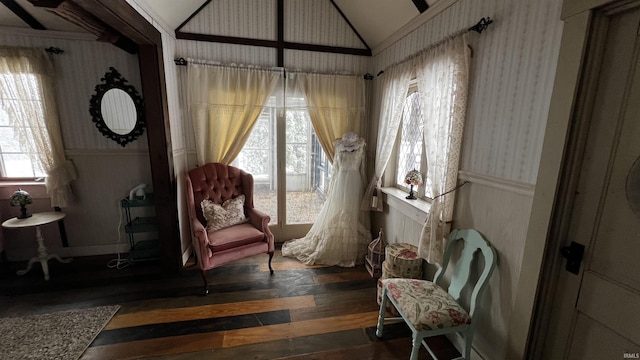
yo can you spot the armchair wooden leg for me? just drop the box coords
[268,251,274,275]
[200,269,209,295]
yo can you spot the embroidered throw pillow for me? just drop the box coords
[201,195,248,232]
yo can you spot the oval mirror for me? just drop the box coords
[101,88,136,135]
[89,67,145,147]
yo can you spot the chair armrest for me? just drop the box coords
[246,207,269,230]
[191,218,207,241]
[246,207,275,252]
[190,217,211,269]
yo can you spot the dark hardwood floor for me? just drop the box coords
[0,248,459,359]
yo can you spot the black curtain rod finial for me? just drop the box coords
[45,47,64,54]
[363,73,373,80]
[469,17,493,34]
[174,57,188,66]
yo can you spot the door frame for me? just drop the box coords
[73,0,182,271]
[519,0,639,358]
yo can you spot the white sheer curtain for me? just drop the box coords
[0,47,77,207]
[361,61,413,211]
[289,72,365,163]
[415,32,471,265]
[187,64,281,164]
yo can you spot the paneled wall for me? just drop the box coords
[0,29,153,260]
[370,0,564,359]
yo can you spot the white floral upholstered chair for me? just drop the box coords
[185,163,275,295]
[376,229,497,360]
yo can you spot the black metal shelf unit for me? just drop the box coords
[120,193,159,260]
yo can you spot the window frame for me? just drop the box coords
[392,80,428,199]
[0,69,48,181]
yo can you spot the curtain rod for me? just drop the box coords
[468,17,493,34]
[45,47,64,54]
[173,57,375,80]
[376,16,493,77]
[173,58,285,74]
[169,17,494,79]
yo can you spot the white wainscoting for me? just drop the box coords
[452,173,534,360]
[1,150,154,261]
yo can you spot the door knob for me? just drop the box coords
[560,241,584,275]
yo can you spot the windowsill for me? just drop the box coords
[0,181,48,198]
[380,187,431,223]
[0,180,45,186]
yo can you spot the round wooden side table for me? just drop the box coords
[2,211,72,280]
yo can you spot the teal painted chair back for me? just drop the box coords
[433,229,497,319]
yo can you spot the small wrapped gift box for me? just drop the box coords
[377,242,423,314]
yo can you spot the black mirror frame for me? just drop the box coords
[89,67,145,147]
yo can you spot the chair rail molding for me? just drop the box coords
[458,171,535,197]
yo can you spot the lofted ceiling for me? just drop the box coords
[0,0,442,51]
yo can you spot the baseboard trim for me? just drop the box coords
[6,243,130,261]
[181,244,193,266]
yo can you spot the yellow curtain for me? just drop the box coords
[188,64,281,165]
[290,73,365,163]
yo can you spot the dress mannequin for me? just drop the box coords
[282,132,370,267]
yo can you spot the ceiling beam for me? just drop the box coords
[27,0,138,53]
[329,0,370,51]
[175,0,211,32]
[174,0,372,63]
[277,0,284,67]
[411,0,429,13]
[176,31,371,57]
[0,0,46,30]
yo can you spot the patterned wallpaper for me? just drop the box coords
[0,31,144,150]
[172,0,564,185]
[284,0,365,48]
[373,0,564,185]
[181,0,277,40]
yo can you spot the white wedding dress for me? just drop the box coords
[282,143,370,267]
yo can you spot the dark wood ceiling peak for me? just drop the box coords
[1,0,46,30]
[174,0,372,66]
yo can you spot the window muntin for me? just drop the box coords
[234,95,328,226]
[395,89,425,193]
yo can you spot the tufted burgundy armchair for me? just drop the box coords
[186,163,274,295]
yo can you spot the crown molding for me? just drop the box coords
[0,25,96,40]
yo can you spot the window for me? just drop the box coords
[395,85,425,196]
[0,72,47,179]
[234,95,329,229]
